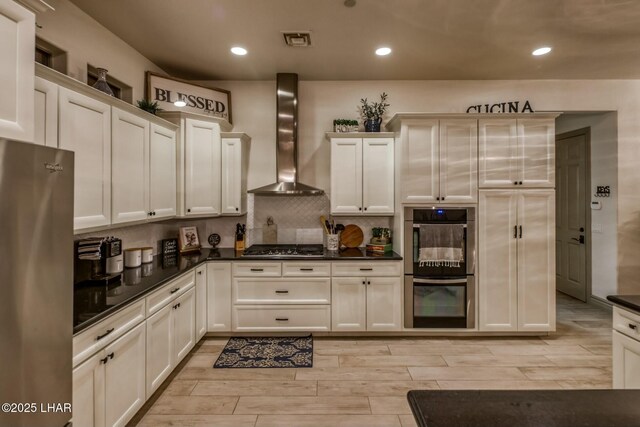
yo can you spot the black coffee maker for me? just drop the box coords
[74,237,123,285]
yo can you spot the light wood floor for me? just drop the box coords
[133,293,612,427]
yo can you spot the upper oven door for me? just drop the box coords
[404,207,475,277]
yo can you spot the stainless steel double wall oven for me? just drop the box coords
[404,207,476,328]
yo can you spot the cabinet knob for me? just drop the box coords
[436,197,440,201]
[235,207,239,211]
[630,323,638,330]
[364,207,368,211]
[358,207,362,211]
[441,197,445,201]
[187,208,191,213]
[519,181,523,185]
[153,211,156,216]
[514,181,518,185]
[362,280,366,285]
[198,271,202,275]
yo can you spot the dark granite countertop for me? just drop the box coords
[407,390,640,427]
[74,247,402,334]
[607,295,640,314]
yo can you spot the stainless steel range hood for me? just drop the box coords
[248,73,324,196]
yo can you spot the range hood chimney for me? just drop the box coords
[248,73,324,196]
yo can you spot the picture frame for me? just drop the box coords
[178,226,201,253]
[146,71,232,125]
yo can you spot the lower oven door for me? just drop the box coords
[404,276,475,329]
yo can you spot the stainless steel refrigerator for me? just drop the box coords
[0,139,73,427]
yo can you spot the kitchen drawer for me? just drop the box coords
[233,278,331,304]
[233,262,282,277]
[73,299,145,367]
[146,271,195,316]
[232,305,331,331]
[331,261,402,277]
[613,306,640,340]
[282,262,331,277]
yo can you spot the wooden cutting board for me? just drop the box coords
[340,224,364,248]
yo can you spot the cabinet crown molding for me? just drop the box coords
[386,112,562,132]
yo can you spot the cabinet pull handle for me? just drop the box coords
[300,268,314,271]
[275,317,289,321]
[514,225,517,239]
[170,287,180,294]
[96,328,114,341]
[108,352,114,360]
[519,225,523,239]
[100,355,109,364]
[250,268,264,272]
[359,268,373,271]
[630,323,638,330]
[198,271,202,275]
[275,290,289,294]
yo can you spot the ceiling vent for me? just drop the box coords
[282,32,312,47]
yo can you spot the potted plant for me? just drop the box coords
[358,92,389,132]
[136,99,162,115]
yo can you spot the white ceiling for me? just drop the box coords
[69,0,640,80]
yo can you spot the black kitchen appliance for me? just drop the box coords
[242,244,324,258]
[404,207,476,328]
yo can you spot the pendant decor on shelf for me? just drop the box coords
[92,68,115,96]
[358,92,389,132]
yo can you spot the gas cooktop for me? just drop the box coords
[241,244,325,258]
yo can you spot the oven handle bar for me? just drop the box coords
[412,277,469,285]
[412,224,467,228]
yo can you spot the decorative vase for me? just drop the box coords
[92,68,114,96]
[364,118,382,132]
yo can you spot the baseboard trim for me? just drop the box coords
[589,295,613,312]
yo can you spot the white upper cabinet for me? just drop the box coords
[439,119,478,202]
[0,0,34,141]
[111,107,150,225]
[479,118,555,188]
[221,133,249,215]
[400,119,477,203]
[59,87,112,231]
[329,133,394,215]
[184,118,222,216]
[330,137,363,214]
[149,123,177,219]
[33,76,58,147]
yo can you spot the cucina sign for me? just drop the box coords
[466,100,534,114]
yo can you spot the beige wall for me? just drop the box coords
[206,79,640,295]
[34,0,165,101]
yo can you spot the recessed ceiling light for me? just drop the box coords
[174,99,187,107]
[376,47,392,56]
[231,46,248,56]
[532,46,552,56]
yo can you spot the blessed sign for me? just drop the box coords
[146,72,232,124]
[466,100,534,114]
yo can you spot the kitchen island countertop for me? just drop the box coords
[74,248,402,334]
[607,295,640,314]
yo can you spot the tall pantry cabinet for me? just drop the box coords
[477,116,557,332]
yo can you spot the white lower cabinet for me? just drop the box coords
[195,265,207,339]
[332,276,402,331]
[145,286,196,395]
[72,322,146,427]
[207,262,232,331]
[613,330,640,389]
[233,305,331,331]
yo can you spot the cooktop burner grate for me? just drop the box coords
[242,244,324,258]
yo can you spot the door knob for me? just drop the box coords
[571,236,585,244]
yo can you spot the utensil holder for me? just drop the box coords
[327,233,340,251]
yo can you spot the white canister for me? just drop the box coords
[141,247,153,264]
[124,248,142,268]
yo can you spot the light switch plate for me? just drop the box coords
[592,223,602,233]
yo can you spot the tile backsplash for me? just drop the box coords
[76,194,394,252]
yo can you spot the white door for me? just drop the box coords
[59,87,112,230]
[145,304,173,396]
[555,131,588,301]
[401,121,440,203]
[111,107,150,224]
[478,190,518,331]
[366,277,402,331]
[331,277,366,331]
[221,137,242,214]
[517,190,556,331]
[34,77,58,147]
[184,119,221,216]
[478,119,518,188]
[362,138,394,214]
[207,262,232,331]
[613,330,640,389]
[0,0,34,141]
[439,119,478,202]
[518,119,555,187]
[173,287,196,363]
[149,123,177,219]
[72,352,105,427]
[195,265,207,340]
[330,138,363,214]
[104,322,146,427]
